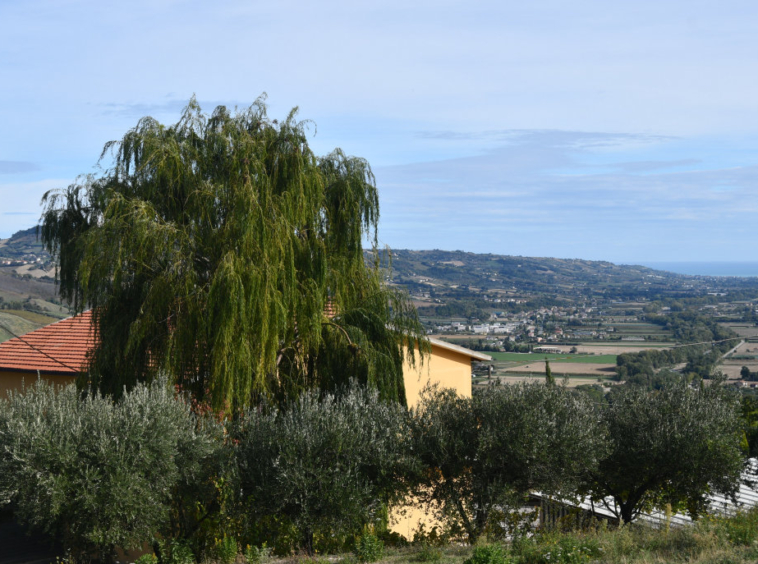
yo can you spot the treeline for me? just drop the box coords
[615,312,739,383]
[0,296,52,312]
[0,379,745,562]
[419,298,490,321]
[463,339,532,353]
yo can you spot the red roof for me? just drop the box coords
[0,311,96,375]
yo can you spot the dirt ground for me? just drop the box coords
[485,373,618,389]
[533,344,671,355]
[12,264,55,279]
[719,364,751,379]
[720,341,758,380]
[719,323,758,339]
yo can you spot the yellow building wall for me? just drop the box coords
[402,343,473,409]
[391,343,475,539]
[0,370,76,399]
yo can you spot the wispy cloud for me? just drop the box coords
[609,159,702,173]
[376,131,758,262]
[98,97,250,118]
[0,161,40,174]
[415,129,674,149]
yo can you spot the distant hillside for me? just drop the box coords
[0,227,67,342]
[2,225,758,342]
[379,249,758,302]
[0,226,50,262]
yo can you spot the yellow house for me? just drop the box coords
[403,336,491,408]
[392,337,491,539]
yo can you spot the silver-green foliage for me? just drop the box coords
[236,384,411,554]
[0,379,222,559]
[587,381,744,524]
[412,383,605,543]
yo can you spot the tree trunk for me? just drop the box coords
[619,501,635,524]
[302,529,315,556]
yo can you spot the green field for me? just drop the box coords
[576,341,672,348]
[0,309,62,343]
[612,322,669,336]
[0,311,39,342]
[489,352,617,364]
[3,308,62,325]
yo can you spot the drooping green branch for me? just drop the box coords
[41,95,428,409]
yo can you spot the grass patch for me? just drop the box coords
[489,352,617,365]
[3,308,61,325]
[370,510,758,563]
[0,311,38,342]
[178,510,758,563]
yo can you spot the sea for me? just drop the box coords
[639,262,758,278]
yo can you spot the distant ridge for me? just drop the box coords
[376,249,758,301]
[2,227,757,318]
[641,261,758,278]
[0,226,49,262]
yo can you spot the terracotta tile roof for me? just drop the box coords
[0,311,96,375]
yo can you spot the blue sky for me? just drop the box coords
[2,0,758,264]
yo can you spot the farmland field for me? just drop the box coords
[3,309,62,325]
[0,309,62,343]
[0,311,38,342]
[574,343,671,351]
[479,369,618,389]
[500,362,616,377]
[719,323,758,339]
[489,351,617,364]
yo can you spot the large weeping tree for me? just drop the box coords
[41,96,427,409]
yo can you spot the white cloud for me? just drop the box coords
[375,132,758,262]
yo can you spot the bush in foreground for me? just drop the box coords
[236,384,412,555]
[411,383,605,543]
[0,379,223,561]
[585,382,744,524]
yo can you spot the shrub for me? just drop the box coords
[720,509,758,546]
[412,543,443,562]
[214,535,239,564]
[244,543,272,564]
[463,544,511,564]
[135,554,159,564]
[0,379,223,560]
[354,531,384,563]
[513,534,601,564]
[411,384,604,543]
[159,538,195,564]
[236,384,411,554]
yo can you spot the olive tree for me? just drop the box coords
[236,384,412,554]
[411,383,604,543]
[585,382,744,524]
[40,96,426,409]
[0,379,223,560]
